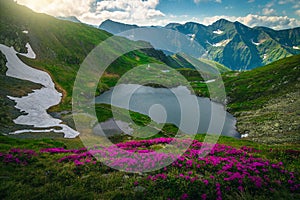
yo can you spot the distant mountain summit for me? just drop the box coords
[100,19,139,35]
[99,19,300,70]
[56,16,81,23]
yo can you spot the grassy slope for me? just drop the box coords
[0,134,299,199]
[0,1,106,111]
[0,0,232,137]
[0,2,299,198]
[224,55,299,111]
[0,1,298,140]
[0,1,165,112]
[180,55,300,143]
[199,58,230,73]
[223,55,300,144]
[0,1,227,108]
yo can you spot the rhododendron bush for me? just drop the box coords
[1,138,299,199]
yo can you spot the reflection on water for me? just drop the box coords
[96,84,240,138]
[93,119,134,137]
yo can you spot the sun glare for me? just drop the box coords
[16,0,50,14]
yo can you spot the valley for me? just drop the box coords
[0,0,300,199]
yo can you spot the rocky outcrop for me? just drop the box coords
[236,90,300,144]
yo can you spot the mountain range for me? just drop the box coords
[56,16,82,23]
[100,19,300,70]
[0,0,228,133]
[1,1,300,199]
[0,0,299,144]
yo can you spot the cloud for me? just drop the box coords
[278,0,300,8]
[236,14,300,29]
[16,0,300,29]
[194,0,222,4]
[93,0,165,23]
[295,10,300,17]
[16,0,165,26]
[225,6,233,10]
[197,14,300,30]
[199,15,236,25]
[293,4,300,9]
[278,0,297,5]
[262,8,276,15]
[16,0,94,17]
[265,1,274,8]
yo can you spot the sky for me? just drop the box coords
[16,0,300,29]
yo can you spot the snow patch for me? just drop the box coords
[0,44,79,138]
[212,39,231,47]
[187,34,196,41]
[251,39,261,46]
[206,40,213,46]
[12,126,75,135]
[263,54,267,60]
[19,43,36,59]
[161,70,170,73]
[293,46,300,50]
[205,79,216,84]
[213,29,223,35]
[22,30,29,34]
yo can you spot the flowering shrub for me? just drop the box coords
[0,148,37,165]
[40,147,87,154]
[1,138,299,199]
[48,138,300,198]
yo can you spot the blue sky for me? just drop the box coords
[17,0,300,29]
[157,0,299,19]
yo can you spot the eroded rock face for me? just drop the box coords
[236,90,300,144]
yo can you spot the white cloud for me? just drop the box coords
[278,0,297,5]
[262,8,276,15]
[248,0,255,3]
[16,0,300,29]
[295,10,300,17]
[225,6,233,10]
[199,15,237,25]
[16,0,94,17]
[236,14,300,29]
[16,0,165,26]
[195,14,300,30]
[194,0,222,4]
[293,4,300,9]
[94,0,165,23]
[278,0,300,9]
[265,1,274,8]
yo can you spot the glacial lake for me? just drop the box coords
[96,84,240,138]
